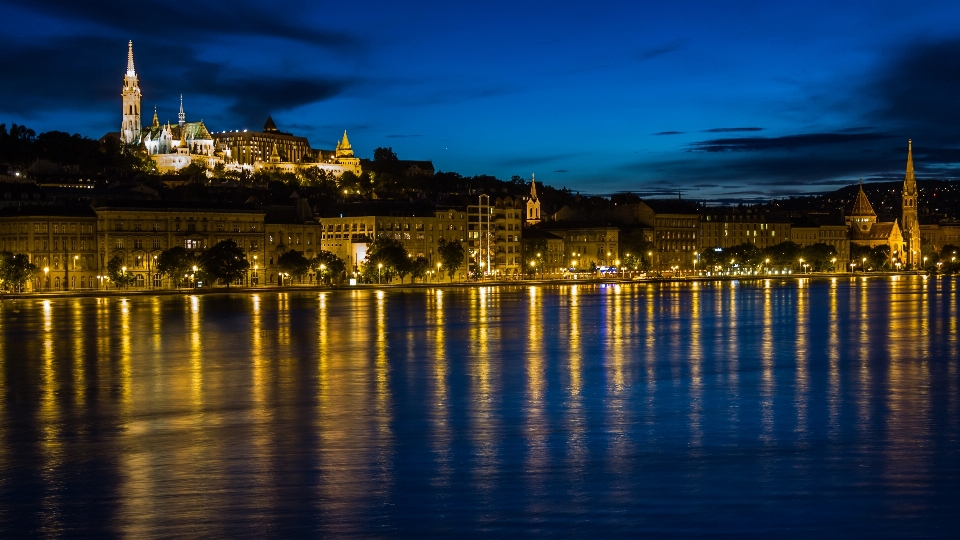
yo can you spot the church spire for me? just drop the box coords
[178,95,185,127]
[905,139,916,191]
[151,106,159,128]
[901,139,921,267]
[126,40,136,76]
[530,173,538,199]
[121,40,142,145]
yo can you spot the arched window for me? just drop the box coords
[54,277,60,290]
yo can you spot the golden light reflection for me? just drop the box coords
[39,300,64,534]
[72,299,86,407]
[428,288,451,487]
[760,284,774,445]
[794,279,809,446]
[188,296,203,410]
[827,280,841,438]
[469,286,498,496]
[689,283,702,451]
[120,299,132,407]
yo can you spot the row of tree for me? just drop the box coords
[357,237,465,284]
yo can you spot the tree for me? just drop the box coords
[277,249,312,283]
[106,256,135,289]
[523,238,547,276]
[410,256,430,283]
[0,251,37,292]
[156,246,196,287]
[801,243,838,271]
[437,237,465,280]
[362,236,409,283]
[198,240,250,287]
[619,231,655,271]
[763,241,802,270]
[314,250,346,284]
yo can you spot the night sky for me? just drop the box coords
[2,0,960,199]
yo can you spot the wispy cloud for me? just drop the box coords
[636,39,688,61]
[702,127,764,133]
[654,131,684,135]
[688,132,892,152]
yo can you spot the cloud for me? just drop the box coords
[553,169,568,173]
[702,127,764,133]
[0,35,356,127]
[688,131,893,152]
[654,131,684,135]
[5,0,358,51]
[636,39,688,61]
[867,37,960,145]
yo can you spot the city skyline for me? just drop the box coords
[2,1,960,199]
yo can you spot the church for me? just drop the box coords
[846,140,922,267]
[118,41,358,176]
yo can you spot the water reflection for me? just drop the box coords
[0,277,958,538]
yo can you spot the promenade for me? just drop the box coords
[0,271,937,301]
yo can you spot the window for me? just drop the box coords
[134,223,142,231]
[152,223,160,232]
[53,239,59,250]
[53,225,59,233]
[153,239,161,249]
[71,224,76,233]
[115,238,124,249]
[71,239,76,250]
[269,235,274,245]
[233,224,240,233]
[185,239,200,249]
[217,223,224,232]
[134,239,143,249]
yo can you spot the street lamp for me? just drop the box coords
[43,267,49,290]
[378,262,383,284]
[862,257,867,272]
[437,262,442,283]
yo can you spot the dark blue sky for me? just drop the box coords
[2,0,960,199]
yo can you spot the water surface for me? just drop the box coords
[1,277,958,538]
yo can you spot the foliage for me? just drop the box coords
[437,238,465,280]
[763,241,802,269]
[314,250,346,284]
[800,243,838,271]
[106,256,136,289]
[523,238,548,276]
[410,256,430,283]
[619,232,655,270]
[277,249,312,283]
[0,251,37,292]
[156,246,196,287]
[362,236,410,283]
[197,240,249,287]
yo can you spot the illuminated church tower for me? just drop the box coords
[120,40,142,144]
[902,140,921,267]
[526,173,541,225]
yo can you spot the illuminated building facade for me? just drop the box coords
[94,205,266,288]
[120,41,141,145]
[0,207,99,291]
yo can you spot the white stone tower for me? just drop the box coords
[121,40,142,144]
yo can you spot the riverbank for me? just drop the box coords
[0,271,946,301]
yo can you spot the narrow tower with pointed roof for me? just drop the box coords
[902,140,921,267]
[121,40,142,144]
[846,179,878,232]
[526,173,541,225]
[178,95,186,128]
